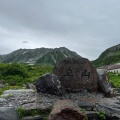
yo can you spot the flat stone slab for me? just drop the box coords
[0,107,19,120]
[78,100,95,111]
[2,89,35,96]
[85,111,99,120]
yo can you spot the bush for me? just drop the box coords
[0,63,54,87]
[0,63,28,78]
[98,111,106,120]
[16,108,50,120]
[109,72,120,88]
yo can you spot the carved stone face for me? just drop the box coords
[53,58,99,92]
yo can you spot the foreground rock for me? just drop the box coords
[35,73,64,95]
[22,115,46,120]
[0,107,19,120]
[0,89,120,119]
[1,89,35,97]
[54,58,99,92]
[49,99,86,120]
[79,97,120,119]
[96,97,120,119]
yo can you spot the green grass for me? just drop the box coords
[98,111,106,120]
[0,63,53,85]
[16,107,51,120]
[0,63,54,95]
[0,63,120,96]
[109,72,120,88]
[16,107,26,119]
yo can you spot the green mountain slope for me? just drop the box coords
[0,47,81,65]
[92,44,120,67]
[0,48,51,64]
[36,48,80,65]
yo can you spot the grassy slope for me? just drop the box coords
[92,54,120,67]
[109,72,120,88]
[36,50,80,65]
[92,45,120,67]
[0,63,120,95]
[0,64,53,95]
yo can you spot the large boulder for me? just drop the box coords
[97,69,114,96]
[53,58,99,92]
[49,99,86,120]
[98,80,113,96]
[97,69,109,82]
[35,73,64,95]
[0,107,19,120]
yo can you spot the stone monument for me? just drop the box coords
[53,58,99,92]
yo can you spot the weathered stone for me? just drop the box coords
[98,80,113,96]
[22,102,52,111]
[89,97,120,119]
[22,115,44,120]
[25,84,36,91]
[2,89,35,96]
[0,84,5,88]
[78,100,95,111]
[53,58,99,92]
[97,69,109,82]
[85,111,99,120]
[97,69,114,96]
[35,73,64,95]
[106,116,120,120]
[49,99,86,120]
[117,88,120,93]
[0,107,19,120]
[0,87,120,119]
[0,98,7,102]
[96,104,120,119]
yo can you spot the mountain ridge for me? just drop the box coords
[0,47,81,65]
[92,44,120,67]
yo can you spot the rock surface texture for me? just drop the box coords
[0,89,120,119]
[0,107,19,120]
[97,69,114,96]
[49,99,86,120]
[53,58,99,92]
[35,73,64,95]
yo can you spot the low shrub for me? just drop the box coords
[109,72,120,88]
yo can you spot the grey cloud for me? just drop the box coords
[0,0,120,60]
[22,41,29,44]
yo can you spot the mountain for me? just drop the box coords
[0,47,81,65]
[36,47,79,65]
[92,44,120,67]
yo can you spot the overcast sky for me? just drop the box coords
[0,0,120,60]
